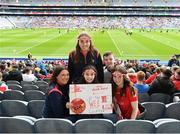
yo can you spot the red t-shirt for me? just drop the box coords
[172,75,180,90]
[115,87,140,119]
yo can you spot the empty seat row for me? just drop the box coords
[142,102,180,121]
[6,80,49,86]
[0,90,45,101]
[0,118,180,133]
[0,100,180,121]
[0,100,45,118]
[7,84,48,93]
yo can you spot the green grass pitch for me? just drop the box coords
[0,28,179,60]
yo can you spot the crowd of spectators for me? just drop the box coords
[1,16,180,29]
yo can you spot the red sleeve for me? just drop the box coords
[127,87,138,102]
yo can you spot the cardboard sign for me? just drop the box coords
[69,84,112,114]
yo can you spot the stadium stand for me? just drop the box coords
[0,0,180,133]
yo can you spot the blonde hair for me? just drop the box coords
[137,71,145,81]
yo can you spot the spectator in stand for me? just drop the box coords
[0,63,9,82]
[103,51,115,83]
[171,68,180,91]
[148,67,176,95]
[6,64,22,82]
[22,67,37,82]
[127,68,137,84]
[145,67,161,85]
[111,65,140,119]
[168,55,180,67]
[43,65,75,122]
[171,65,179,75]
[72,65,103,119]
[46,69,53,79]
[68,32,104,83]
[134,71,149,93]
[0,72,9,93]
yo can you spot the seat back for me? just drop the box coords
[4,90,24,101]
[7,84,22,91]
[6,80,20,85]
[150,93,171,104]
[142,102,166,121]
[75,119,114,133]
[156,121,180,133]
[165,102,180,120]
[24,90,45,101]
[115,120,156,133]
[34,118,73,133]
[1,100,29,116]
[138,93,150,103]
[28,100,45,118]
[0,117,34,133]
[22,84,39,92]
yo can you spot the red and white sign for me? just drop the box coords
[69,84,112,114]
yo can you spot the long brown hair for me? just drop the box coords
[111,65,135,97]
[73,33,95,63]
[50,65,68,84]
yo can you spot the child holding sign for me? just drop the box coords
[70,65,104,119]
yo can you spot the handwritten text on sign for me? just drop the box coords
[69,84,112,114]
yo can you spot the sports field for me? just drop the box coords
[0,28,179,60]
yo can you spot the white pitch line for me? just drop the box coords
[107,31,122,56]
[16,31,67,54]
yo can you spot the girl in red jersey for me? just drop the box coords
[111,65,140,119]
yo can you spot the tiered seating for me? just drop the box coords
[0,100,44,118]
[0,117,179,133]
[6,80,48,94]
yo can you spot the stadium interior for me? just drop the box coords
[0,0,180,133]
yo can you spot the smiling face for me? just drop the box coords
[78,35,91,52]
[103,54,115,67]
[56,69,69,85]
[112,71,123,87]
[83,69,96,83]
